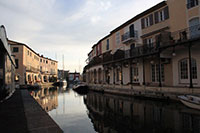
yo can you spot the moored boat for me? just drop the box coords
[53,79,67,87]
[178,95,200,110]
[73,82,88,94]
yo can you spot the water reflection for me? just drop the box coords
[30,87,58,112]
[84,92,200,133]
[30,86,97,133]
[30,87,200,133]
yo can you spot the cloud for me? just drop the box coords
[0,0,163,72]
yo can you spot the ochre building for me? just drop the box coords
[84,0,200,89]
[9,40,58,85]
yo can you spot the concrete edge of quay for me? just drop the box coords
[87,85,200,102]
[20,89,63,133]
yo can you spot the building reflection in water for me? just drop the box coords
[84,92,200,133]
[30,87,58,112]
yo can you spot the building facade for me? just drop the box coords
[84,0,200,89]
[0,26,15,101]
[9,40,58,85]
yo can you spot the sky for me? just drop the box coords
[0,0,163,73]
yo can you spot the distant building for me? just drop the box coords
[9,40,58,85]
[68,72,80,84]
[58,70,69,81]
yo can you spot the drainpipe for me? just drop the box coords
[158,52,162,87]
[188,43,193,88]
[121,63,123,85]
[129,60,132,85]
[142,58,146,85]
[113,64,115,84]
[102,68,105,84]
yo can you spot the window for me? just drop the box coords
[15,59,19,69]
[116,32,120,45]
[141,14,153,29]
[180,59,188,79]
[189,17,200,38]
[132,66,139,82]
[151,64,164,82]
[106,39,109,50]
[40,59,42,62]
[159,10,164,22]
[187,0,198,9]
[13,47,19,53]
[143,38,153,48]
[147,38,153,47]
[117,68,122,82]
[179,58,197,80]
[46,60,48,64]
[30,52,32,57]
[155,7,169,24]
[27,50,29,55]
[191,59,197,79]
[145,17,150,27]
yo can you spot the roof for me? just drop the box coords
[8,39,58,62]
[110,1,167,34]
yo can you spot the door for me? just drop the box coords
[129,24,135,37]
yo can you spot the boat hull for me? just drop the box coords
[179,95,200,110]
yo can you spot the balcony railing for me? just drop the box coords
[121,31,138,44]
[187,0,198,9]
[86,24,200,68]
[171,24,200,44]
[26,66,40,73]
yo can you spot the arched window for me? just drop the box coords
[189,17,200,38]
[191,59,197,79]
[179,58,197,81]
[180,59,188,79]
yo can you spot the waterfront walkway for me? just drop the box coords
[0,90,63,133]
[88,84,200,101]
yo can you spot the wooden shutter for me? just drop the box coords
[141,18,145,29]
[164,6,169,20]
[154,11,159,24]
[149,14,153,26]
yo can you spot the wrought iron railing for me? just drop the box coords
[171,24,200,43]
[86,24,200,68]
[121,31,138,42]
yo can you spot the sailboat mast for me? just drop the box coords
[62,55,64,80]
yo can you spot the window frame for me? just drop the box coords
[13,47,19,53]
[151,64,164,82]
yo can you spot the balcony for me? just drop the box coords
[171,24,200,44]
[86,24,200,68]
[121,31,138,44]
[129,43,158,58]
[26,66,40,73]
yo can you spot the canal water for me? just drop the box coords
[30,86,200,133]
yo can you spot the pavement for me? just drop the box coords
[0,90,63,133]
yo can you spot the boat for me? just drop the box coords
[178,95,200,110]
[73,82,88,94]
[53,79,67,87]
[0,25,16,102]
